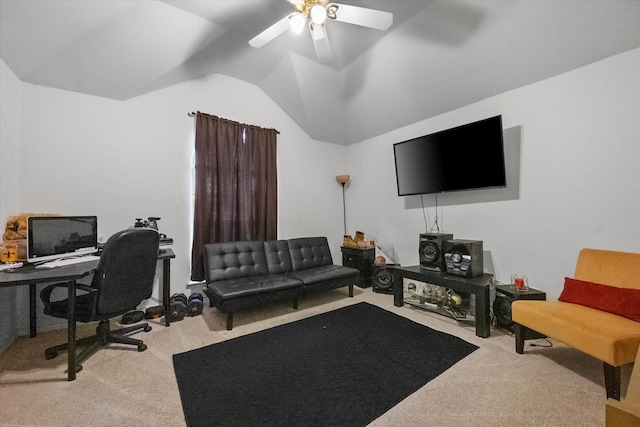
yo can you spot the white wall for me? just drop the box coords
[347,48,640,299]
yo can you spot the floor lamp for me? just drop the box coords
[336,175,350,235]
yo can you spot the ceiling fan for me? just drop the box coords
[249,0,393,63]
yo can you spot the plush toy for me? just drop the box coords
[3,213,59,241]
[3,215,27,241]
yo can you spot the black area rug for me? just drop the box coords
[173,302,478,427]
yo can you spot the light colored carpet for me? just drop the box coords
[0,288,631,427]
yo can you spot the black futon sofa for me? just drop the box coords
[202,237,359,329]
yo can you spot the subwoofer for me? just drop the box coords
[419,233,453,271]
[494,285,546,338]
[444,239,483,277]
[372,264,399,294]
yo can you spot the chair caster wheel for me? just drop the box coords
[144,325,152,332]
[138,343,147,352]
[45,351,58,360]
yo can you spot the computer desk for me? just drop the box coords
[0,248,175,381]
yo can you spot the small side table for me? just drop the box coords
[341,246,374,288]
[494,284,546,339]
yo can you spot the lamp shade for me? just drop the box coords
[336,175,350,185]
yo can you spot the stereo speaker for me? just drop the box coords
[372,264,399,294]
[419,233,453,271]
[444,239,483,277]
[494,285,546,338]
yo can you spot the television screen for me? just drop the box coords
[27,216,98,263]
[393,115,506,196]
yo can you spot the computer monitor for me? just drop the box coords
[27,216,98,263]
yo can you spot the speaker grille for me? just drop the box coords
[444,239,483,277]
[372,264,399,294]
[494,295,513,330]
[419,233,453,271]
[493,285,547,338]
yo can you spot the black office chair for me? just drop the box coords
[40,228,160,368]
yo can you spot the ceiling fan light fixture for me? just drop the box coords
[289,13,306,34]
[310,4,327,24]
[250,0,392,64]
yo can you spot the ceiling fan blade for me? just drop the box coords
[328,3,393,31]
[249,14,295,48]
[310,23,333,63]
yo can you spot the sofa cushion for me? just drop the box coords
[289,265,359,293]
[558,277,640,322]
[512,299,640,366]
[287,237,333,271]
[203,241,268,281]
[206,275,302,300]
[263,240,293,274]
[205,274,304,313]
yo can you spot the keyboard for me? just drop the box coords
[35,255,100,269]
[0,262,23,272]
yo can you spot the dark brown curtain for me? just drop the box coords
[190,112,278,281]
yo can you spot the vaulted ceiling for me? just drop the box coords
[1,0,639,145]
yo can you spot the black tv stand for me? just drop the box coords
[392,265,493,338]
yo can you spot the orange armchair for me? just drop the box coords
[512,248,640,400]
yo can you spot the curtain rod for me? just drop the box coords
[187,111,279,134]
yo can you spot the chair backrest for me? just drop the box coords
[575,248,640,290]
[91,228,160,315]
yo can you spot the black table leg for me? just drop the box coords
[604,362,621,400]
[67,279,77,381]
[393,269,403,307]
[29,283,37,337]
[475,285,490,338]
[163,258,171,327]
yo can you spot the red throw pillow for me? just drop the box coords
[558,277,640,322]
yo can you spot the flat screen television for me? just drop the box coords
[27,216,98,263]
[393,115,506,196]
